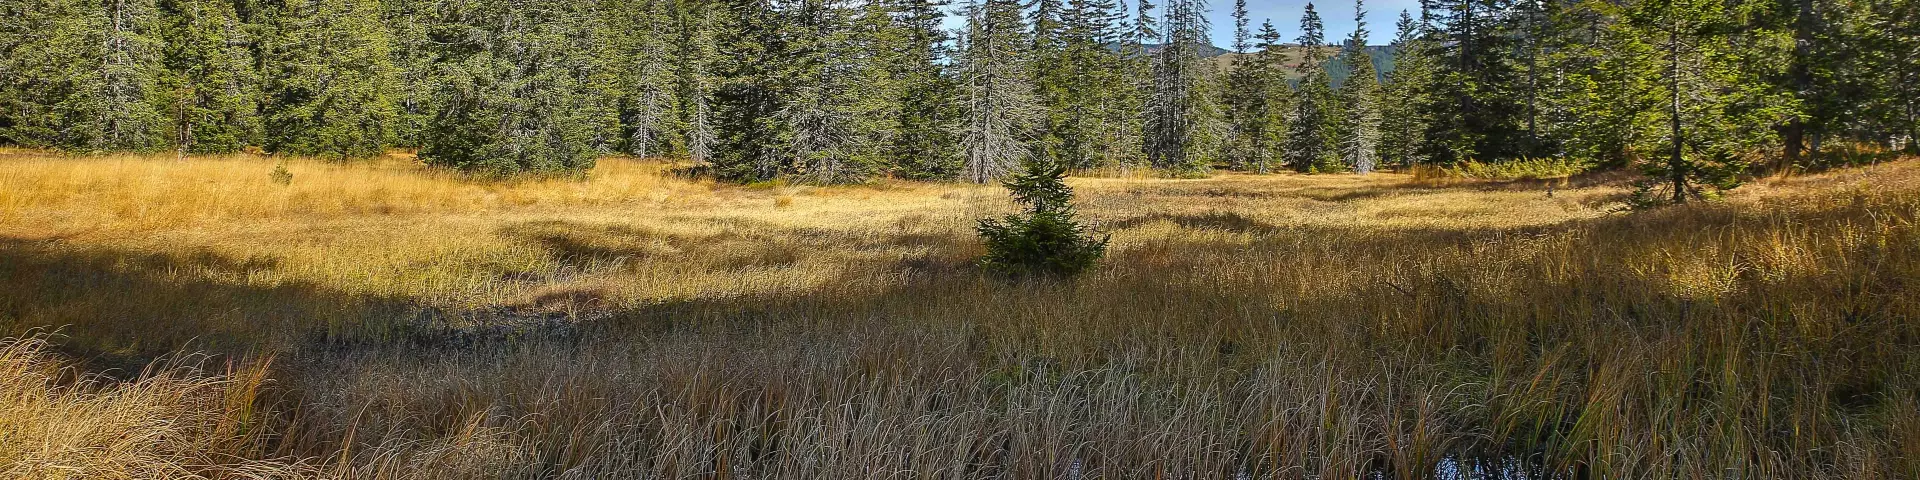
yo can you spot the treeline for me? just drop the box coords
[1,0,1915,195]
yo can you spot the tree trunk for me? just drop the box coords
[1781,0,1816,168]
[1524,4,1539,149]
[1669,26,1686,205]
[1781,118,1803,168]
[1908,106,1919,154]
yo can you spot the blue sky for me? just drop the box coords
[1211,0,1422,47]
[941,0,1422,48]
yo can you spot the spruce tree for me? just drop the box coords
[99,0,169,151]
[1537,0,1662,168]
[1029,0,1074,168]
[887,0,963,178]
[1626,0,1794,204]
[416,0,621,175]
[1282,3,1339,172]
[1889,0,1920,153]
[674,0,722,164]
[0,0,86,147]
[259,0,397,159]
[158,0,261,154]
[1336,0,1381,173]
[1230,0,1249,52]
[1129,0,1158,48]
[383,0,433,148]
[1036,0,1131,170]
[1514,0,1553,152]
[1114,0,1157,168]
[709,0,793,182]
[1254,20,1292,170]
[779,0,894,184]
[957,0,1041,183]
[1786,0,1920,159]
[609,0,684,159]
[1141,0,1214,174]
[1221,16,1284,172]
[1219,0,1252,169]
[975,158,1109,277]
[1773,0,1832,164]
[1379,9,1434,168]
[0,0,165,151]
[1420,0,1529,163]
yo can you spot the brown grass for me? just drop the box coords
[3,149,1919,478]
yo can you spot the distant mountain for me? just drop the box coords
[1210,44,1400,88]
[1105,42,1401,88]
[1106,42,1234,58]
[1141,42,1234,57]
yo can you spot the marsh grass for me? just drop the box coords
[3,150,1918,478]
[0,335,315,479]
[1411,158,1595,184]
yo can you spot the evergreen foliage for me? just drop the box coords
[1420,0,1532,163]
[1064,0,1136,170]
[957,0,1040,183]
[0,0,1911,185]
[708,0,791,182]
[1378,9,1433,168]
[259,0,397,160]
[1894,0,1920,153]
[1537,0,1663,168]
[0,0,166,151]
[975,158,1109,277]
[888,0,963,178]
[414,0,618,175]
[1219,6,1283,172]
[1141,0,1215,174]
[1335,0,1381,173]
[673,0,722,164]
[384,0,434,148]
[1029,0,1131,171]
[1281,3,1339,172]
[779,0,892,184]
[159,0,260,154]
[608,0,683,159]
[1628,0,1794,204]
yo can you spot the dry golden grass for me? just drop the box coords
[0,336,313,479]
[4,149,1919,478]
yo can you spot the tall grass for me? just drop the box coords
[1411,157,1594,184]
[0,335,313,479]
[3,150,1919,477]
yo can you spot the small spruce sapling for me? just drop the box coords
[976,159,1109,277]
[269,159,294,186]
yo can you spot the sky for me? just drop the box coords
[940,0,1424,48]
[1211,0,1424,47]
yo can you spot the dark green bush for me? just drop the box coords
[976,160,1109,277]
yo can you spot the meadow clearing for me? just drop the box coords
[2,151,1918,478]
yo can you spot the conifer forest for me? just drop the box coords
[3,0,1920,477]
[7,0,1913,186]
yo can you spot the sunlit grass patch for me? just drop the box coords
[3,150,1919,477]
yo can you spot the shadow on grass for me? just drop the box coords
[1413,169,1641,192]
[3,191,1913,478]
[0,237,421,372]
[1104,211,1281,233]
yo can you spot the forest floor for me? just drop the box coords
[4,151,1918,478]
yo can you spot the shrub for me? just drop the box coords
[976,160,1109,277]
[269,160,293,186]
